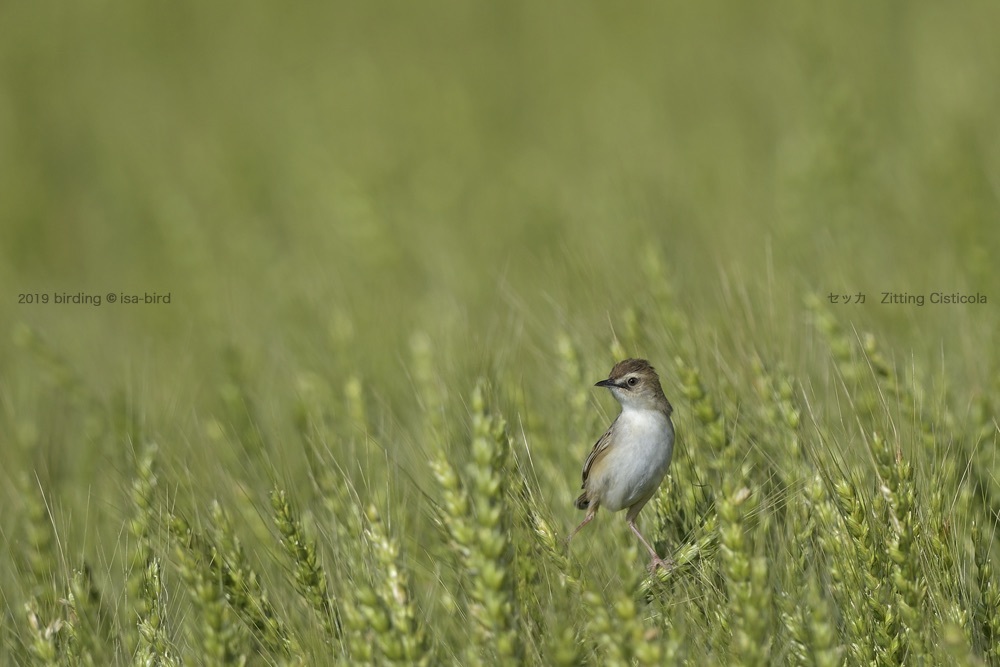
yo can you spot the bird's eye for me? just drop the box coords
[627,377,639,387]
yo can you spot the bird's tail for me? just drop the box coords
[574,492,590,510]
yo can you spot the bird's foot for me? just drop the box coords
[648,556,675,573]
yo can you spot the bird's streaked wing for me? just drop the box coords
[581,416,618,485]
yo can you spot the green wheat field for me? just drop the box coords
[2,2,999,665]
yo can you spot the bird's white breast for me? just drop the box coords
[593,407,674,512]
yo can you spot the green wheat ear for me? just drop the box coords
[410,330,447,440]
[871,431,927,658]
[358,503,430,664]
[24,597,64,666]
[719,484,771,666]
[675,356,729,466]
[125,444,159,656]
[269,488,341,642]
[583,559,663,667]
[168,512,248,664]
[134,558,179,667]
[209,500,299,658]
[430,381,522,667]
[65,563,114,666]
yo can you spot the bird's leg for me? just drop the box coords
[627,517,674,572]
[566,504,598,546]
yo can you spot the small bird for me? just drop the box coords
[567,358,675,571]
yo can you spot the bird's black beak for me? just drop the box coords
[594,378,616,388]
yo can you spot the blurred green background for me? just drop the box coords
[4,1,997,370]
[2,0,999,618]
